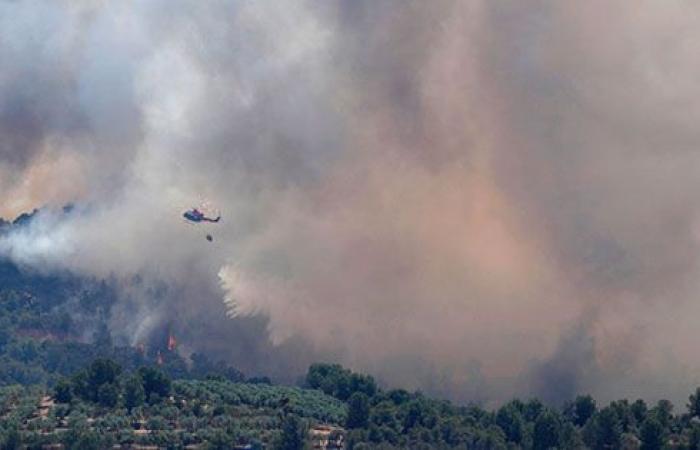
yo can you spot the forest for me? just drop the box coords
[1,218,700,449]
[3,357,700,449]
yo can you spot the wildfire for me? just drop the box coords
[168,333,177,352]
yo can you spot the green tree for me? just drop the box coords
[206,429,233,450]
[524,399,545,422]
[689,387,700,418]
[496,402,524,444]
[631,399,648,424]
[370,401,398,429]
[584,407,622,450]
[402,398,438,432]
[609,399,634,433]
[571,395,596,426]
[349,373,378,398]
[275,414,306,450]
[97,382,119,407]
[3,428,21,450]
[72,430,104,450]
[650,399,673,429]
[53,378,73,403]
[533,410,560,450]
[87,358,121,388]
[559,422,585,449]
[124,374,145,410]
[347,392,371,429]
[72,358,122,402]
[475,426,508,450]
[640,418,664,450]
[72,359,122,406]
[306,363,352,400]
[688,423,700,450]
[387,389,410,405]
[138,366,172,400]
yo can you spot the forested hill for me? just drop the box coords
[4,218,700,448]
[0,211,253,386]
[0,367,347,449]
[6,360,700,450]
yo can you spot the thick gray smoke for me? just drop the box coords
[2,0,700,406]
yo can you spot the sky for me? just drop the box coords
[2,0,700,406]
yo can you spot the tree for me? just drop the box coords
[54,378,73,403]
[305,363,376,401]
[533,410,561,450]
[609,399,634,433]
[387,389,411,405]
[524,399,545,422]
[71,370,91,401]
[689,387,700,418]
[71,359,122,403]
[248,376,271,385]
[640,418,664,450]
[275,414,306,450]
[496,402,524,444]
[621,433,642,450]
[71,430,104,450]
[138,366,172,400]
[124,374,145,410]
[572,395,596,426]
[650,399,673,429]
[475,426,508,450]
[370,400,399,430]
[207,429,234,450]
[3,428,21,450]
[88,359,121,387]
[559,422,585,449]
[306,363,341,390]
[349,373,378,398]
[347,392,371,429]
[631,399,648,424]
[584,407,622,450]
[688,424,700,450]
[97,382,119,408]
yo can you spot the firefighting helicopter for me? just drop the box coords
[183,208,220,223]
[183,207,220,242]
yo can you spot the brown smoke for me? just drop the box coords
[3,0,700,405]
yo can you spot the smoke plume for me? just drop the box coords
[2,0,700,406]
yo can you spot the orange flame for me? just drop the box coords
[167,333,177,352]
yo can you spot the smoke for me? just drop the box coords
[2,0,700,406]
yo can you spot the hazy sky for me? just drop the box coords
[2,0,700,406]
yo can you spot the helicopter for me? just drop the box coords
[183,208,220,242]
[183,208,220,223]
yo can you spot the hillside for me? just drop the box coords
[3,218,700,449]
[0,218,247,388]
[0,377,346,449]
